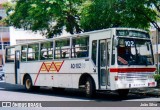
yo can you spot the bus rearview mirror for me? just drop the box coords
[114,38,118,47]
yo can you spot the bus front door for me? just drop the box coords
[98,39,110,89]
[15,50,20,84]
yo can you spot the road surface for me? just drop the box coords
[0,82,159,110]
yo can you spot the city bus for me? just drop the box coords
[5,28,157,97]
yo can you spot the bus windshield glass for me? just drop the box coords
[117,38,154,65]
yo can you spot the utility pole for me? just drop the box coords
[0,26,5,66]
[157,29,160,74]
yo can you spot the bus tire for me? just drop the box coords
[24,76,33,92]
[117,89,129,98]
[85,77,95,98]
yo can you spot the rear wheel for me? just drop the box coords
[117,89,129,98]
[24,76,33,91]
[85,77,95,98]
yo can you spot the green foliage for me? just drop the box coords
[3,0,82,38]
[80,0,158,32]
[2,0,160,38]
[154,74,160,81]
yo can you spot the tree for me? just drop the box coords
[2,0,160,38]
[80,0,159,32]
[147,0,160,31]
[3,0,82,38]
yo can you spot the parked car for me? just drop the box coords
[0,71,4,80]
[0,65,5,81]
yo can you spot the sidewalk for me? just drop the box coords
[130,86,160,97]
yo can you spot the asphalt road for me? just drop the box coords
[0,82,160,110]
[0,82,159,101]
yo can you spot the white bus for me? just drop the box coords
[5,28,157,97]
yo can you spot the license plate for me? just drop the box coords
[129,83,146,87]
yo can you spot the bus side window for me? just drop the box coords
[27,44,39,61]
[40,41,53,60]
[6,47,15,63]
[21,45,27,62]
[54,39,70,59]
[71,36,89,58]
[92,40,97,65]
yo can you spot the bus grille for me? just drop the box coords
[118,73,152,81]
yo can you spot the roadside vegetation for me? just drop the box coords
[1,0,160,38]
[154,72,160,87]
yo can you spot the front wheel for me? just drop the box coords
[117,89,129,98]
[85,77,95,98]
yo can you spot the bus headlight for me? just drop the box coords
[115,76,118,81]
[115,76,126,81]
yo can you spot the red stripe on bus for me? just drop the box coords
[110,68,156,73]
[34,62,45,85]
[57,60,64,72]
[34,61,65,85]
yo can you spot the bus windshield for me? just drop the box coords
[117,38,154,65]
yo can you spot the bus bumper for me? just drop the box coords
[115,81,157,89]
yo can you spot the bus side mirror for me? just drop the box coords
[146,43,150,51]
[114,38,118,47]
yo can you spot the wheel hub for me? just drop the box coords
[26,79,31,89]
[86,81,90,94]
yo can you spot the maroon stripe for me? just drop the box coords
[110,68,156,73]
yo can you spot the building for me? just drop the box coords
[150,24,160,66]
[10,27,45,45]
[0,0,45,67]
[0,0,10,65]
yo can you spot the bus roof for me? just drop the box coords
[6,27,148,48]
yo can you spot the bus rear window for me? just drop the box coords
[6,47,15,62]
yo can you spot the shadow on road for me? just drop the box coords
[0,82,154,101]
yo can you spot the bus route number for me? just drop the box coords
[125,41,134,47]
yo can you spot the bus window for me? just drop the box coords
[92,40,97,65]
[21,45,27,62]
[6,47,15,62]
[40,41,53,60]
[117,38,154,65]
[27,44,39,61]
[72,36,89,58]
[55,39,70,59]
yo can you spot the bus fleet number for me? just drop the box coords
[71,63,85,69]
